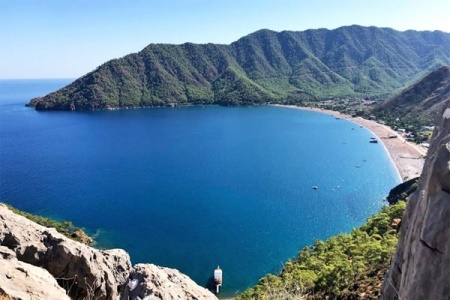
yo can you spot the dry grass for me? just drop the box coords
[0,293,12,300]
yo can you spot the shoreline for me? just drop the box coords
[274,105,425,182]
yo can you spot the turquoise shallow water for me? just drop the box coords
[0,80,400,297]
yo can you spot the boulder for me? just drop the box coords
[0,246,69,300]
[389,218,401,231]
[121,264,216,300]
[70,228,93,245]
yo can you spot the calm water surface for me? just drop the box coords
[0,79,400,297]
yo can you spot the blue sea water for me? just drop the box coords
[0,79,400,297]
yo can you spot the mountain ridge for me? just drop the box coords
[27,25,450,110]
[372,66,450,124]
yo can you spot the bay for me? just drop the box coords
[0,79,400,297]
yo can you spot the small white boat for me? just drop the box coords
[312,186,318,190]
[214,266,222,294]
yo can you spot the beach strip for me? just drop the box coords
[275,105,425,182]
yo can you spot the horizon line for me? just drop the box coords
[0,78,76,80]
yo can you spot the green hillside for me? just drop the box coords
[28,26,450,110]
[372,66,450,127]
[237,200,408,300]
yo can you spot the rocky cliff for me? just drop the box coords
[381,100,450,299]
[0,204,217,300]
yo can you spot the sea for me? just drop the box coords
[0,79,400,297]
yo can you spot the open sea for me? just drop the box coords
[0,79,400,297]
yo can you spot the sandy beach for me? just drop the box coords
[275,105,425,182]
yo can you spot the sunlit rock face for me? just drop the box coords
[381,101,450,300]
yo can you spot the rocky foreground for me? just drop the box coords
[0,204,217,300]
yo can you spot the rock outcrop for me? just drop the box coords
[0,204,217,300]
[0,246,69,300]
[381,100,450,299]
[121,264,216,300]
[385,177,419,205]
[70,228,94,245]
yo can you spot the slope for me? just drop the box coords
[372,66,450,125]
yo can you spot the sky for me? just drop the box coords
[1,0,449,79]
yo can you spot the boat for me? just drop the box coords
[214,266,222,294]
[312,186,318,190]
[370,137,378,143]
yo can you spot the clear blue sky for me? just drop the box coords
[1,0,449,79]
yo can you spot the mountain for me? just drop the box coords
[372,66,450,125]
[28,25,450,110]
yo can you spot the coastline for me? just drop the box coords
[274,105,425,182]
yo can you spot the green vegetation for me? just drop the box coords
[4,203,91,244]
[371,66,450,143]
[299,67,450,144]
[28,26,450,110]
[237,200,407,300]
[373,114,432,143]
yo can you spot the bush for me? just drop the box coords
[236,201,406,299]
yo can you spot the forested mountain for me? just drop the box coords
[28,25,450,110]
[372,66,450,125]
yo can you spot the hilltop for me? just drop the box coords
[27,25,450,110]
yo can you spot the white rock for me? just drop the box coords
[0,246,70,300]
[120,264,217,300]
